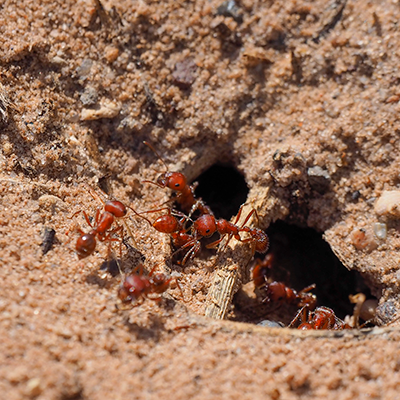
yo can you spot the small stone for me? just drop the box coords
[351,190,361,201]
[172,58,197,89]
[104,45,119,63]
[81,100,121,120]
[76,59,93,77]
[80,86,99,106]
[38,194,66,212]
[374,190,400,218]
[373,222,387,240]
[51,55,67,65]
[350,228,378,252]
[375,300,397,325]
[257,320,284,328]
[26,378,42,397]
[216,0,243,23]
[41,227,56,255]
[307,166,331,193]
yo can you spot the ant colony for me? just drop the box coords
[65,142,378,329]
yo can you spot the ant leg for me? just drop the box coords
[128,205,153,226]
[114,225,124,276]
[171,236,199,265]
[205,234,226,250]
[132,263,145,275]
[84,183,107,205]
[149,296,163,303]
[115,302,134,311]
[288,305,309,328]
[183,241,201,265]
[349,293,366,329]
[148,262,164,277]
[174,278,186,302]
[120,216,138,249]
[233,204,245,225]
[299,284,316,294]
[135,206,172,215]
[142,180,165,189]
[239,209,258,229]
[70,210,95,229]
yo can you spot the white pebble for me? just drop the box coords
[374,190,400,217]
[373,222,387,240]
[81,100,121,120]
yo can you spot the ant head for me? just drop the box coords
[76,233,96,259]
[151,273,171,294]
[194,214,217,237]
[152,273,167,286]
[157,172,187,191]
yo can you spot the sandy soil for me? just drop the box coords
[1,0,400,398]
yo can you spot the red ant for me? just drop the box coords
[73,199,126,259]
[128,205,202,266]
[169,206,269,265]
[129,206,189,235]
[191,206,269,254]
[117,264,183,307]
[252,254,317,309]
[142,141,212,216]
[289,306,351,330]
[262,282,317,309]
[70,185,136,260]
[236,209,269,255]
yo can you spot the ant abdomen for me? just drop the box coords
[251,228,270,253]
[118,274,149,303]
[76,233,97,259]
[153,215,182,234]
[104,200,127,218]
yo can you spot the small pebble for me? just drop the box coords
[373,222,387,240]
[350,228,378,252]
[374,190,400,218]
[375,300,397,325]
[172,58,197,89]
[216,0,243,23]
[26,378,42,397]
[81,100,121,120]
[307,166,331,193]
[41,227,56,255]
[80,86,99,106]
[257,320,284,328]
[76,58,93,77]
[104,45,119,63]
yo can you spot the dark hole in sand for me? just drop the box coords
[233,221,374,325]
[194,164,249,220]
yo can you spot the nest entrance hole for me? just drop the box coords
[194,164,249,220]
[233,221,375,325]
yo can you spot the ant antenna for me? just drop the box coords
[143,141,168,171]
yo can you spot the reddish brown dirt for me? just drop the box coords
[1,0,400,399]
